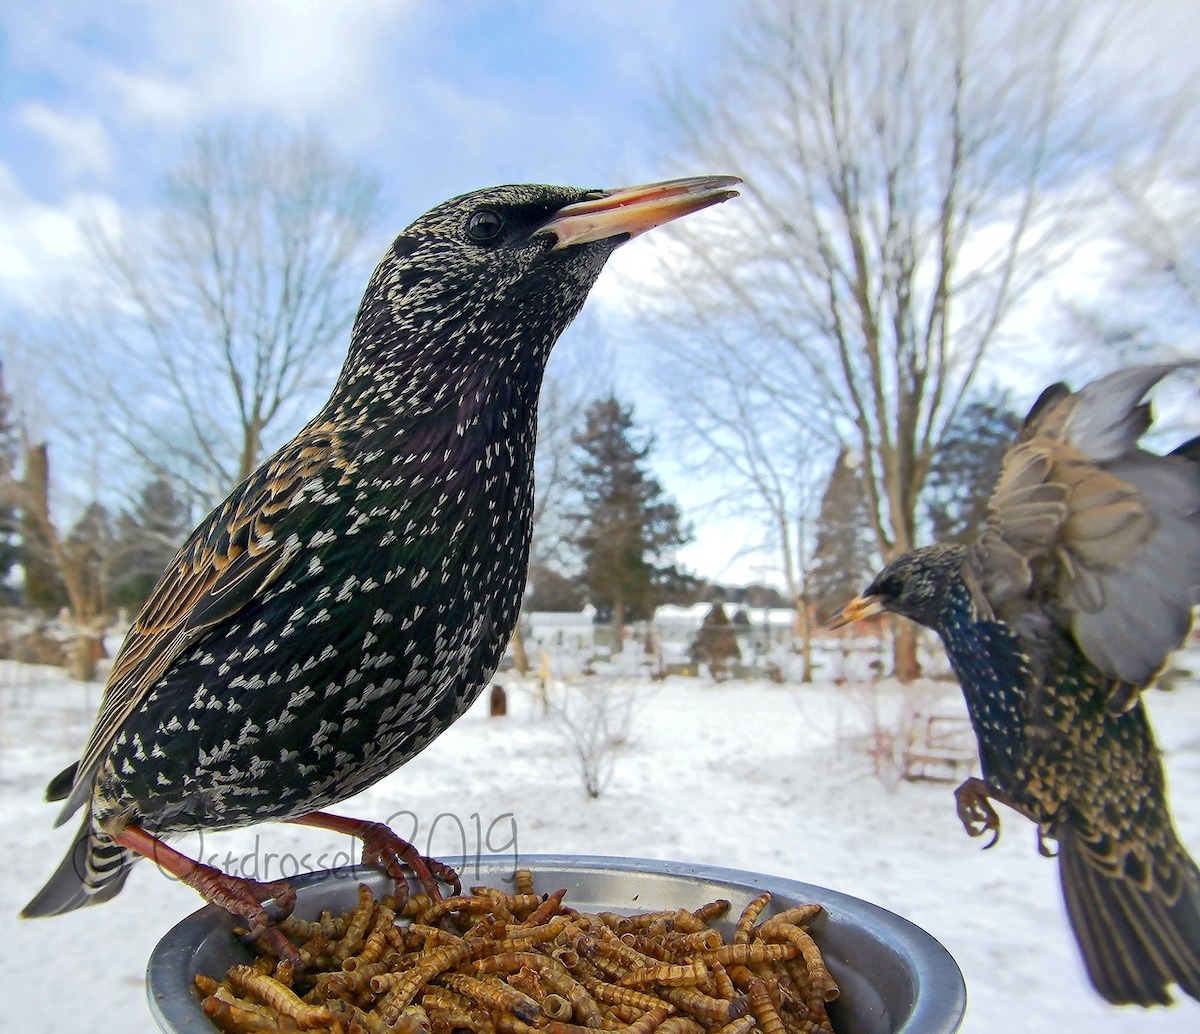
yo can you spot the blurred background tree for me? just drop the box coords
[642,0,1144,679]
[568,395,691,653]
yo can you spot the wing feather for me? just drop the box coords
[969,362,1200,690]
[55,421,351,824]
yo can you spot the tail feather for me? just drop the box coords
[1059,823,1200,1005]
[22,811,134,918]
[45,760,79,803]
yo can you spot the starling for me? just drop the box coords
[831,363,1200,1006]
[22,176,740,953]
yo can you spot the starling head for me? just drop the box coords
[340,177,741,415]
[829,543,968,631]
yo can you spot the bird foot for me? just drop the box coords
[181,864,301,962]
[358,818,462,901]
[113,823,301,963]
[287,811,461,902]
[954,777,1001,849]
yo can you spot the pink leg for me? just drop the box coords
[286,811,461,900]
[113,824,300,962]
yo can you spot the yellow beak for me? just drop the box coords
[540,175,741,250]
[825,594,887,630]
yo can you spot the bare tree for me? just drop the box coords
[549,677,640,799]
[61,123,382,504]
[1068,100,1200,382]
[640,0,1141,679]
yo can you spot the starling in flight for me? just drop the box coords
[23,176,740,954]
[831,363,1200,1005]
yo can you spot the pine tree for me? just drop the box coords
[807,446,875,622]
[110,477,191,611]
[525,561,587,612]
[568,396,690,652]
[689,602,742,682]
[924,398,1020,545]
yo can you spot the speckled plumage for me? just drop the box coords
[835,363,1200,1006]
[23,177,740,922]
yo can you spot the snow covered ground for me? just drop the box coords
[2,651,1200,1033]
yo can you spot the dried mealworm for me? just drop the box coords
[656,1018,706,1034]
[757,921,838,1004]
[541,993,574,1021]
[440,972,542,1023]
[227,964,333,1027]
[580,975,678,1015]
[711,942,798,966]
[617,959,708,988]
[204,876,839,1034]
[733,893,772,945]
[657,985,747,1023]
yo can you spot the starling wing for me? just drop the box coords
[969,362,1200,696]
[50,422,340,825]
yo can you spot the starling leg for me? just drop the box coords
[954,776,1002,848]
[112,824,300,962]
[286,811,461,900]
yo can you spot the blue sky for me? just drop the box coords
[0,0,767,578]
[0,1,733,308]
[3,1,1198,586]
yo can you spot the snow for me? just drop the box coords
[3,652,1200,1033]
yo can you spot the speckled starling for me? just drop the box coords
[831,363,1200,1006]
[22,176,740,950]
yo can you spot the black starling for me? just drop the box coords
[22,176,740,952]
[830,363,1200,1006]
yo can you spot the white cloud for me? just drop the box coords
[99,0,419,151]
[17,102,114,178]
[0,160,120,314]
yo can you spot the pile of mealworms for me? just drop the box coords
[195,868,840,1034]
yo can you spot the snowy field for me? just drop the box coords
[2,649,1200,1033]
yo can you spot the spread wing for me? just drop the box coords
[56,421,354,824]
[968,363,1200,692]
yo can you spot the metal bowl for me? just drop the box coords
[147,855,965,1033]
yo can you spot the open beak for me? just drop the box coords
[541,175,741,250]
[825,595,887,631]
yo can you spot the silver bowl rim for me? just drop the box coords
[147,853,966,1033]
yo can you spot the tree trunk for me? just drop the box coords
[892,618,920,683]
[510,623,530,676]
[21,442,62,610]
[794,595,814,683]
[610,596,625,654]
[68,627,100,682]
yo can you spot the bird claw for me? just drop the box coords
[181,863,302,964]
[954,777,1002,849]
[353,819,462,902]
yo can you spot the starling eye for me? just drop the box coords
[467,210,505,243]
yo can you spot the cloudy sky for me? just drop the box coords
[0,0,771,575]
[0,1,735,313]
[2,1,1198,585]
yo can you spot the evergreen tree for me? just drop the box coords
[524,561,586,612]
[807,446,875,622]
[110,477,191,611]
[924,398,1021,545]
[568,396,690,652]
[689,602,742,682]
[65,502,113,621]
